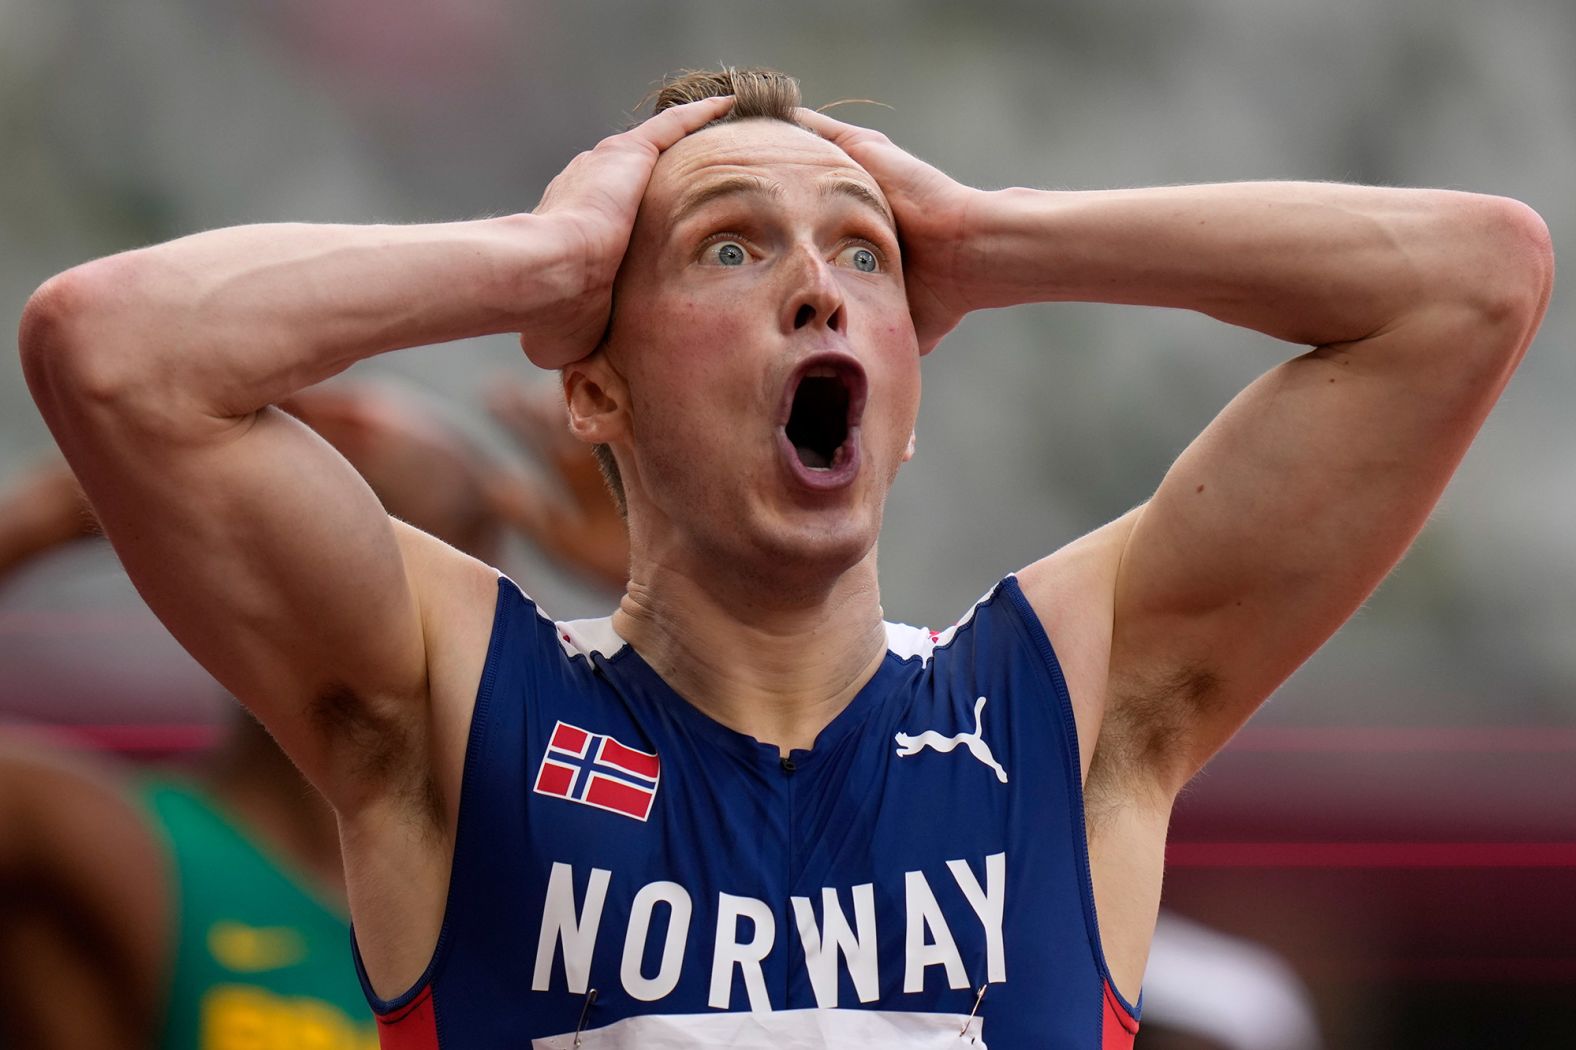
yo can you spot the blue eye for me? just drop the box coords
[711,241,747,266]
[838,245,880,273]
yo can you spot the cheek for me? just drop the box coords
[624,300,763,442]
[632,297,741,382]
[867,339,922,450]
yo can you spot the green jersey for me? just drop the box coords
[138,778,377,1050]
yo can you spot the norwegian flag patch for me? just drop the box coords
[533,721,661,821]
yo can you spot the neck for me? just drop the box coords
[198,713,345,902]
[612,548,889,754]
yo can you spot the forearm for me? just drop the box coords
[968,183,1549,347]
[21,213,568,426]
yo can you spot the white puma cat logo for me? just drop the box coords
[894,695,1008,784]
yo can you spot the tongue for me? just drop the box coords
[796,444,831,470]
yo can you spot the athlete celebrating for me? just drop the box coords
[20,68,1551,1048]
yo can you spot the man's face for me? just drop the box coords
[596,117,921,577]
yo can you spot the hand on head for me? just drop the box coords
[794,107,985,354]
[525,90,985,366]
[521,95,737,370]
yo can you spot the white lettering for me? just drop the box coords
[620,881,693,1002]
[708,893,775,1011]
[903,869,967,993]
[531,863,610,994]
[947,852,1007,983]
[791,883,880,1007]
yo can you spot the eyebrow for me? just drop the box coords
[670,175,783,230]
[668,173,897,235]
[820,178,895,231]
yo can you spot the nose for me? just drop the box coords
[779,246,845,336]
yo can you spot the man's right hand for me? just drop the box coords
[15,94,715,996]
[13,97,740,806]
[521,95,734,369]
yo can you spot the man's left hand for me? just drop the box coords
[797,108,987,354]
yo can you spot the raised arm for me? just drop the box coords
[979,182,1553,789]
[807,112,1551,1000]
[17,96,734,813]
[798,110,1552,792]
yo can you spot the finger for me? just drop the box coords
[794,107,871,146]
[627,95,736,152]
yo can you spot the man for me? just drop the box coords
[19,67,1551,1047]
[0,382,596,1049]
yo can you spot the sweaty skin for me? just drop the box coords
[19,91,1552,1012]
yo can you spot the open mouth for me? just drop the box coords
[778,354,866,489]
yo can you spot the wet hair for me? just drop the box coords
[590,67,804,516]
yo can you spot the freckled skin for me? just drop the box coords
[589,120,922,589]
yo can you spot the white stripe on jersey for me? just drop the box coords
[556,615,627,660]
[531,1007,988,1049]
[530,575,1008,667]
[882,581,1002,665]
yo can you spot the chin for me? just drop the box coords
[736,498,881,585]
[637,435,896,592]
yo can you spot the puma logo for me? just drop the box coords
[894,696,1008,784]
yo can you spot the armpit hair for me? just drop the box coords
[309,682,443,828]
[1083,662,1221,827]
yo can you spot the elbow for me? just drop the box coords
[1408,194,1555,386]
[1461,196,1555,346]
[18,271,80,376]
[19,258,151,419]
[18,270,90,421]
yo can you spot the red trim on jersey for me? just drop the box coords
[375,984,439,1050]
[1102,977,1139,1050]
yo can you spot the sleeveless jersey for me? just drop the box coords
[355,575,1141,1049]
[138,778,378,1050]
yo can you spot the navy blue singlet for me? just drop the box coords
[354,574,1140,1049]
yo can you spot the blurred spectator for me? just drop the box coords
[0,380,605,1049]
[1138,912,1323,1050]
[483,378,630,593]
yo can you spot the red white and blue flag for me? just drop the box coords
[533,721,661,821]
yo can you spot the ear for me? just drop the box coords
[902,430,916,463]
[561,354,629,447]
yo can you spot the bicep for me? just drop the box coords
[1110,312,1519,790]
[56,403,429,807]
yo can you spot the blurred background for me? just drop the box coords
[0,0,1570,1046]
